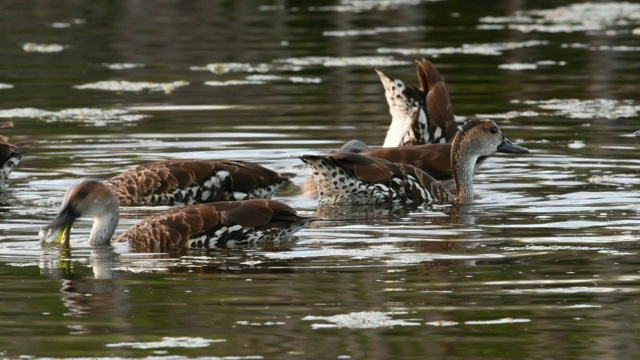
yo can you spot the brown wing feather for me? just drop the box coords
[416,58,459,142]
[362,144,453,181]
[117,200,315,252]
[107,160,289,205]
[301,153,454,204]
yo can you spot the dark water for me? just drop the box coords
[1,1,640,359]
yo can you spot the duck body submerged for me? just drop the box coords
[40,180,316,252]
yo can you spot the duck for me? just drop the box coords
[377,58,459,148]
[340,59,494,182]
[339,58,458,153]
[300,117,529,205]
[97,159,290,206]
[40,179,318,252]
[0,135,31,187]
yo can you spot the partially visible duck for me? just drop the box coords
[0,135,31,187]
[300,118,529,205]
[376,58,459,147]
[40,180,317,252]
[101,159,290,206]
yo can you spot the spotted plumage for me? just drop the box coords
[376,58,458,147]
[0,135,30,187]
[40,180,318,252]
[105,159,290,206]
[116,199,316,252]
[300,153,453,205]
[302,118,529,205]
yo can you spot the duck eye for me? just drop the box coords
[489,126,498,134]
[77,190,89,199]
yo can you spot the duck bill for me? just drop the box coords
[497,135,529,154]
[39,206,78,245]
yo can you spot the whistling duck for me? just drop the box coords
[378,58,458,147]
[98,159,289,206]
[0,135,30,187]
[40,180,317,252]
[301,118,528,205]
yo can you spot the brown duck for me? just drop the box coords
[40,180,317,252]
[301,118,529,205]
[101,159,290,206]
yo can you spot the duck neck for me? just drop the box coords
[88,201,120,246]
[451,142,478,203]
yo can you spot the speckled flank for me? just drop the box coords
[377,69,428,147]
[376,59,459,148]
[300,154,453,205]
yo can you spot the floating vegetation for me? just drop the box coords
[498,60,566,71]
[303,311,421,329]
[74,80,189,93]
[22,42,64,53]
[479,2,640,33]
[562,43,640,52]
[274,55,409,67]
[307,0,437,13]
[0,107,147,126]
[323,25,424,37]
[203,74,321,87]
[190,62,271,74]
[102,63,145,70]
[512,98,640,119]
[50,19,85,28]
[106,336,225,349]
[378,40,548,57]
[204,79,267,87]
[465,318,531,325]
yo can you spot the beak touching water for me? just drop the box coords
[497,135,529,154]
[39,205,79,246]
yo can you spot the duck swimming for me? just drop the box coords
[40,180,317,252]
[301,117,528,205]
[97,159,290,206]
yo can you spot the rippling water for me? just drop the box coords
[1,1,640,359]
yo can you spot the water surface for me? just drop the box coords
[1,1,639,359]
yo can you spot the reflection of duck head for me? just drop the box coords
[40,180,318,252]
[301,118,528,205]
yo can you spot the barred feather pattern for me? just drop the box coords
[300,153,454,205]
[106,160,290,206]
[115,199,317,252]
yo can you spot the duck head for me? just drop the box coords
[40,180,120,246]
[451,117,529,202]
